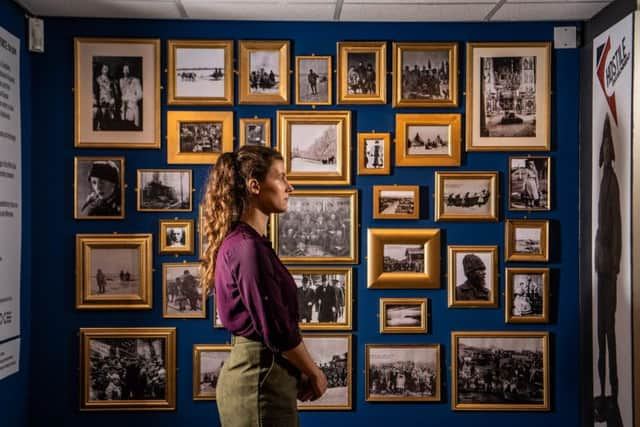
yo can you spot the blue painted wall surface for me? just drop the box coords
[28,17,580,426]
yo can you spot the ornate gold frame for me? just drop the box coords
[508,155,552,211]
[239,117,272,147]
[239,40,290,104]
[447,245,498,308]
[337,41,387,104]
[295,55,332,105]
[505,219,550,262]
[192,344,232,400]
[379,298,428,334]
[395,113,461,167]
[373,185,420,219]
[158,219,194,254]
[505,267,550,323]
[434,171,499,221]
[166,111,233,164]
[357,132,390,175]
[162,262,205,319]
[136,169,193,212]
[74,156,125,220]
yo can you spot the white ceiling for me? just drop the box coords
[15,0,614,22]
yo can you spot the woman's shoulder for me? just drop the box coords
[219,223,268,255]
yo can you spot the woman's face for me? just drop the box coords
[90,177,116,200]
[254,159,293,214]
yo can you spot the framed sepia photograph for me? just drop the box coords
[272,189,358,264]
[137,169,192,212]
[379,298,428,334]
[435,171,499,221]
[452,331,550,411]
[367,228,440,289]
[162,262,205,318]
[79,327,176,411]
[75,233,152,310]
[466,42,551,151]
[365,344,441,402]
[289,267,352,330]
[239,40,289,104]
[505,219,549,262]
[277,110,351,185]
[509,156,551,211]
[396,113,461,167]
[198,204,209,260]
[193,344,232,400]
[166,111,233,164]
[158,219,194,255]
[505,267,550,323]
[167,39,233,105]
[392,42,458,108]
[74,37,160,148]
[448,245,498,308]
[357,132,390,175]
[337,41,386,104]
[373,185,419,220]
[74,157,125,220]
[239,117,271,147]
[296,55,332,105]
[298,334,352,410]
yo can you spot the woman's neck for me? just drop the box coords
[240,208,268,236]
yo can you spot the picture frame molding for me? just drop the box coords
[239,117,272,147]
[192,344,232,400]
[136,169,193,212]
[435,171,499,221]
[162,262,205,319]
[337,41,387,104]
[357,132,391,175]
[295,55,332,106]
[166,110,233,164]
[379,297,428,334]
[238,40,290,104]
[158,219,195,255]
[373,184,420,220]
[505,267,550,323]
[395,113,462,167]
[508,155,552,211]
[74,156,126,220]
[447,245,499,308]
[505,219,550,262]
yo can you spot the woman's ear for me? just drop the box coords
[247,178,260,196]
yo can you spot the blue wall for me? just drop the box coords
[28,17,580,426]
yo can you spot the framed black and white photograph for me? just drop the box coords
[373,185,419,219]
[137,169,192,212]
[296,55,332,105]
[357,132,390,175]
[192,344,232,400]
[198,204,209,260]
[505,219,549,262]
[158,219,194,255]
[448,245,498,308]
[365,344,441,402]
[379,298,428,334]
[337,41,386,104]
[239,40,289,104]
[452,331,550,411]
[79,327,176,411]
[74,157,125,220]
[435,171,499,221]
[509,156,551,211]
[239,117,271,147]
[162,262,205,319]
[167,111,233,164]
[505,268,549,323]
[396,114,462,167]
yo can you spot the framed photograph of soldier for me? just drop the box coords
[365,344,441,402]
[238,40,290,104]
[367,228,441,289]
[434,171,499,221]
[337,41,387,104]
[162,262,205,319]
[392,42,458,108]
[167,39,233,106]
[379,298,428,334]
[272,189,358,264]
[395,114,462,167]
[373,185,420,220]
[158,219,194,255]
[297,334,352,410]
[505,267,549,323]
[79,327,176,411]
[166,111,233,164]
[465,42,551,152]
[505,219,549,262]
[74,37,160,148]
[74,157,125,220]
[239,117,271,147]
[137,169,192,212]
[288,267,352,330]
[75,233,153,310]
[192,344,232,400]
[451,331,550,411]
[296,55,332,105]
[277,110,352,185]
[357,132,390,175]
[508,156,551,211]
[447,245,498,308]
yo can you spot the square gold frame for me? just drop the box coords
[505,267,550,323]
[379,298,428,334]
[166,111,233,164]
[162,262,205,319]
[239,117,272,147]
[447,245,499,308]
[373,185,420,220]
[435,171,499,222]
[74,156,125,220]
[295,55,332,105]
[337,41,387,104]
[357,132,390,175]
[508,156,552,211]
[239,40,290,104]
[136,169,193,212]
[367,228,441,289]
[505,219,549,262]
[158,219,194,255]
[396,113,461,167]
[192,344,232,400]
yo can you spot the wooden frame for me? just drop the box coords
[373,185,420,219]
[136,169,192,212]
[447,245,498,308]
[158,219,194,254]
[508,156,551,211]
[505,267,550,323]
[162,262,205,319]
[337,41,387,104]
[505,219,549,262]
[192,344,232,400]
[379,298,428,334]
[239,117,271,147]
[435,171,499,222]
[295,55,332,105]
[166,111,233,164]
[395,114,461,167]
[198,204,209,260]
[74,156,125,220]
[357,132,390,175]
[239,40,290,104]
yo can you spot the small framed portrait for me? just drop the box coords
[277,110,351,185]
[296,55,332,105]
[365,344,441,402]
[505,219,549,262]
[75,234,152,310]
[74,157,125,220]
[509,156,551,211]
[79,327,176,411]
[379,298,428,334]
[272,189,358,264]
[74,38,160,148]
[158,219,194,255]
[162,262,205,318]
[239,40,290,104]
[452,331,550,411]
[367,228,441,289]
[289,267,352,330]
[167,39,233,105]
[466,42,551,151]
[392,42,458,108]
[505,267,550,323]
[298,334,352,410]
[447,245,498,308]
[395,113,461,167]
[373,185,420,220]
[239,117,271,147]
[166,111,233,164]
[357,132,390,175]
[337,41,387,104]
[137,169,192,212]
[435,171,499,221]
[192,344,232,400]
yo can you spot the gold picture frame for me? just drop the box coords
[75,233,152,310]
[337,41,387,104]
[192,344,232,400]
[447,245,498,308]
[239,40,290,104]
[239,117,271,147]
[295,55,332,105]
[212,298,224,328]
[379,298,428,334]
[367,228,441,289]
[198,204,209,260]
[508,156,551,211]
[505,219,549,262]
[357,132,390,175]
[162,262,205,319]
[395,113,461,167]
[373,185,420,220]
[505,267,550,323]
[74,156,125,220]
[435,171,499,221]
[137,169,192,212]
[166,111,233,164]
[158,219,194,255]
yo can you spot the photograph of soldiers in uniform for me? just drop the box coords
[406,124,449,155]
[174,47,226,99]
[383,244,424,273]
[290,123,339,174]
[346,52,377,95]
[249,50,280,94]
[75,157,124,219]
[508,272,545,319]
[450,249,496,307]
[163,263,204,318]
[509,156,549,210]
[376,188,417,217]
[364,138,385,169]
[401,49,449,100]
[193,345,231,400]
[292,271,349,328]
[442,178,492,215]
[179,121,222,153]
[297,57,330,104]
[138,170,191,211]
[90,247,140,296]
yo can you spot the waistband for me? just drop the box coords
[231,335,264,346]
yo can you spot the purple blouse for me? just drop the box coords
[214,222,302,352]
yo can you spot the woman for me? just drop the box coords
[521,159,540,208]
[201,145,327,427]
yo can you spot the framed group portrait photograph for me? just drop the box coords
[396,113,461,167]
[192,344,232,400]
[239,117,271,147]
[296,55,332,105]
[379,298,428,334]
[158,219,194,255]
[74,37,160,148]
[505,267,550,323]
[505,219,549,262]
[435,171,499,221]
[74,157,125,220]
[373,185,420,220]
[465,42,551,151]
[239,40,290,104]
[337,41,386,104]
[79,327,176,411]
[509,156,551,211]
[166,111,233,164]
[162,262,205,319]
[137,169,192,212]
[357,132,390,175]
[447,245,498,308]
